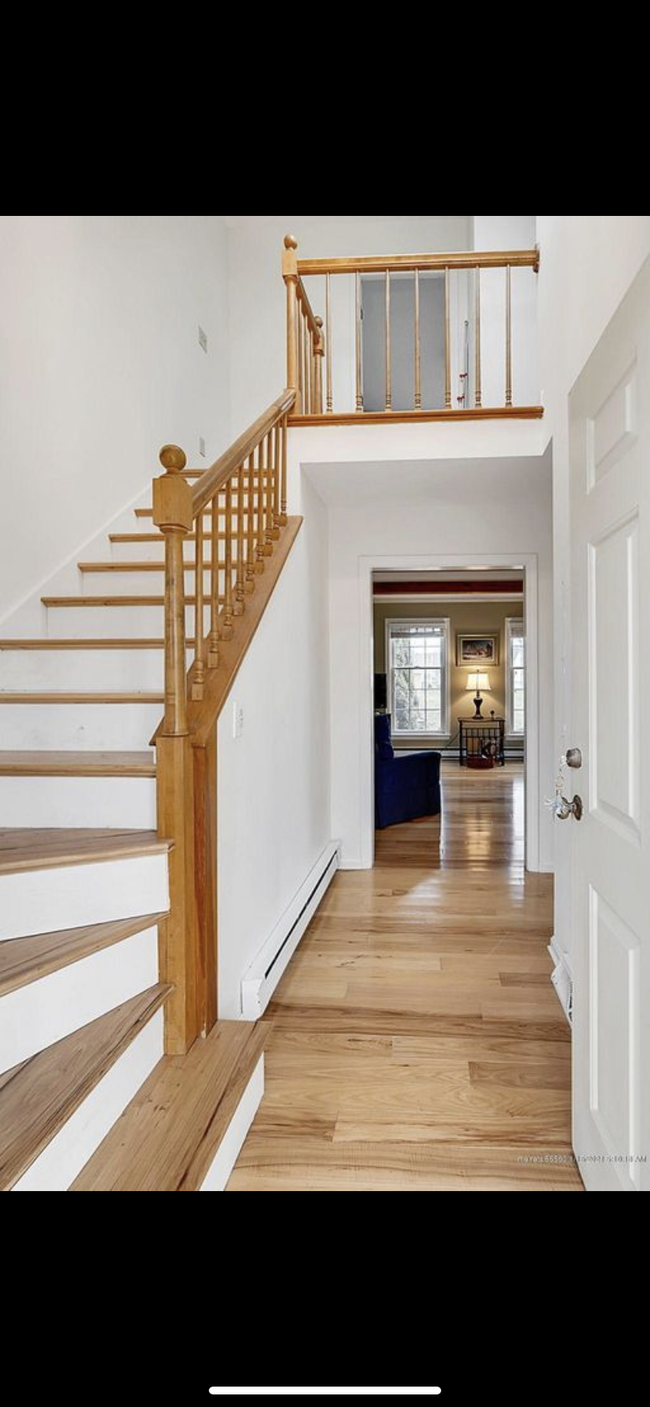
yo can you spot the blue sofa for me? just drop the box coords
[374,714,441,829]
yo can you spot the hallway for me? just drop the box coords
[228,764,583,1190]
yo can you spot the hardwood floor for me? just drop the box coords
[228,763,583,1191]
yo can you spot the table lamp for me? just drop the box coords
[466,670,491,718]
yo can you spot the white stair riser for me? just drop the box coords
[46,604,213,637]
[80,568,222,596]
[0,775,156,828]
[0,853,169,942]
[0,649,168,692]
[12,1009,163,1192]
[0,927,159,1073]
[0,702,162,750]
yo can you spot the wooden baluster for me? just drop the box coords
[355,271,363,412]
[314,316,324,413]
[280,413,288,526]
[474,266,482,409]
[222,478,234,637]
[245,450,256,593]
[153,445,192,736]
[270,422,281,538]
[505,264,513,407]
[311,327,317,413]
[256,435,266,573]
[327,271,332,410]
[233,464,245,615]
[414,269,421,410]
[303,308,310,413]
[298,301,304,410]
[208,490,219,666]
[444,266,452,409]
[282,235,301,413]
[191,510,205,699]
[264,430,274,554]
[385,270,392,411]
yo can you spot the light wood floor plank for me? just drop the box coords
[228,763,583,1191]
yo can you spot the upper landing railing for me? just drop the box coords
[282,236,541,424]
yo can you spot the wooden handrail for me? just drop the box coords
[284,235,541,418]
[191,389,295,520]
[297,247,540,276]
[296,276,321,337]
[152,390,298,1055]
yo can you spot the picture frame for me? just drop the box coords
[456,633,499,666]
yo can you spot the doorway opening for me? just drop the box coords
[371,567,526,868]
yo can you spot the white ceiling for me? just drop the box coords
[374,569,523,582]
[222,216,439,228]
[303,455,549,508]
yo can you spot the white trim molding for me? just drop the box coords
[548,937,573,1025]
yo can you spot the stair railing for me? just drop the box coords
[151,390,295,1053]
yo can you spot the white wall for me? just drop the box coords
[293,424,553,873]
[537,215,650,963]
[216,474,331,1018]
[471,216,539,409]
[0,216,230,623]
[226,217,472,432]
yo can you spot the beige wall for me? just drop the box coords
[373,598,524,745]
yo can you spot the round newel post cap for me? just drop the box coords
[284,234,298,250]
[315,316,323,327]
[159,444,187,473]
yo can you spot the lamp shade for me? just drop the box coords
[466,670,491,692]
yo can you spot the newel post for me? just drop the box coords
[282,234,301,413]
[153,444,200,1054]
[153,445,193,736]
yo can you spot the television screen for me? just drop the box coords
[374,673,387,710]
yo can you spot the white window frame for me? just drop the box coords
[506,617,525,736]
[385,617,450,739]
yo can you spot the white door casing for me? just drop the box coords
[570,258,650,1191]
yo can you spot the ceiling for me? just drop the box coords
[374,569,523,583]
[303,454,549,508]
[222,216,435,228]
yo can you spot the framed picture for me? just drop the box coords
[456,633,499,665]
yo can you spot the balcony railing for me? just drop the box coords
[282,236,541,424]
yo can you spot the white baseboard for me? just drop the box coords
[241,841,339,1019]
[200,1055,264,1191]
[548,937,573,1025]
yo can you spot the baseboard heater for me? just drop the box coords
[241,841,340,1020]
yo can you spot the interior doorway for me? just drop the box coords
[371,567,526,863]
[358,554,541,872]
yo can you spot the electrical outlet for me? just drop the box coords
[233,701,244,739]
[198,325,208,353]
[199,436,206,457]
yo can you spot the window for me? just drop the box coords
[506,618,525,734]
[386,619,449,737]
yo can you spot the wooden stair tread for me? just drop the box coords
[0,639,191,650]
[0,984,170,1190]
[0,750,155,777]
[71,1018,269,1192]
[0,827,170,874]
[0,692,164,704]
[0,912,167,997]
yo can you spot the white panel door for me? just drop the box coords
[570,259,650,1191]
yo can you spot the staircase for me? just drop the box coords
[0,392,299,1191]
